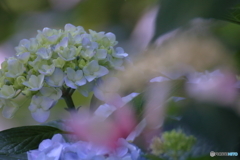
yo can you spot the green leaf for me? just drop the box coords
[144,154,164,160]
[130,93,145,120]
[223,5,240,24]
[0,125,63,155]
[152,0,240,41]
[0,153,27,160]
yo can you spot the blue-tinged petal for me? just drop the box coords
[31,109,50,123]
[94,104,116,118]
[41,97,55,110]
[93,87,105,101]
[95,49,107,60]
[38,64,55,76]
[55,37,68,51]
[88,60,99,72]
[47,35,59,43]
[36,48,52,60]
[95,66,109,78]
[64,77,77,89]
[77,82,94,97]
[84,75,95,82]
[45,68,65,87]
[106,32,116,42]
[75,78,86,86]
[82,37,91,47]
[65,23,76,32]
[66,68,76,80]
[39,139,52,151]
[40,87,62,101]
[2,100,19,119]
[115,47,128,58]
[150,76,170,83]
[121,93,140,104]
[75,70,83,79]
[17,52,30,64]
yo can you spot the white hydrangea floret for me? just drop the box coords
[65,68,86,89]
[45,68,65,87]
[83,60,109,82]
[28,95,55,122]
[23,75,45,91]
[0,85,16,99]
[5,57,25,78]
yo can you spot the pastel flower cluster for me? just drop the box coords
[0,24,128,122]
[27,134,141,160]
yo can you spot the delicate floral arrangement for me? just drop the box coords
[0,22,239,160]
[0,23,128,122]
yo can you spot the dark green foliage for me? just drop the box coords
[152,0,240,41]
[0,125,63,155]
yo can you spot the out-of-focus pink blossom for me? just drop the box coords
[186,70,237,104]
[68,106,136,150]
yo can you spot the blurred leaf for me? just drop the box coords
[0,125,63,154]
[131,92,145,120]
[223,4,240,24]
[0,153,27,160]
[0,1,17,43]
[144,154,164,160]
[152,0,240,41]
[5,0,49,13]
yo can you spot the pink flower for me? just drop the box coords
[186,70,237,104]
[68,106,136,150]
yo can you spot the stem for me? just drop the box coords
[62,88,78,113]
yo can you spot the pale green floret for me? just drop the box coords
[40,87,62,101]
[108,55,124,70]
[65,68,86,89]
[16,38,39,54]
[22,87,33,96]
[58,46,78,61]
[55,37,69,51]
[105,32,117,46]
[89,29,105,42]
[28,56,44,70]
[80,48,95,60]
[45,68,65,87]
[53,57,65,68]
[5,57,25,78]
[2,99,19,119]
[23,75,44,91]
[0,85,15,99]
[36,47,52,60]
[83,60,109,82]
[64,23,86,36]
[78,59,86,69]
[16,52,30,64]
[1,61,8,72]
[38,64,55,76]
[13,76,26,89]
[95,49,107,60]
[36,28,62,44]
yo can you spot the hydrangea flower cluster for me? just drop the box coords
[0,24,128,122]
[28,134,141,160]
